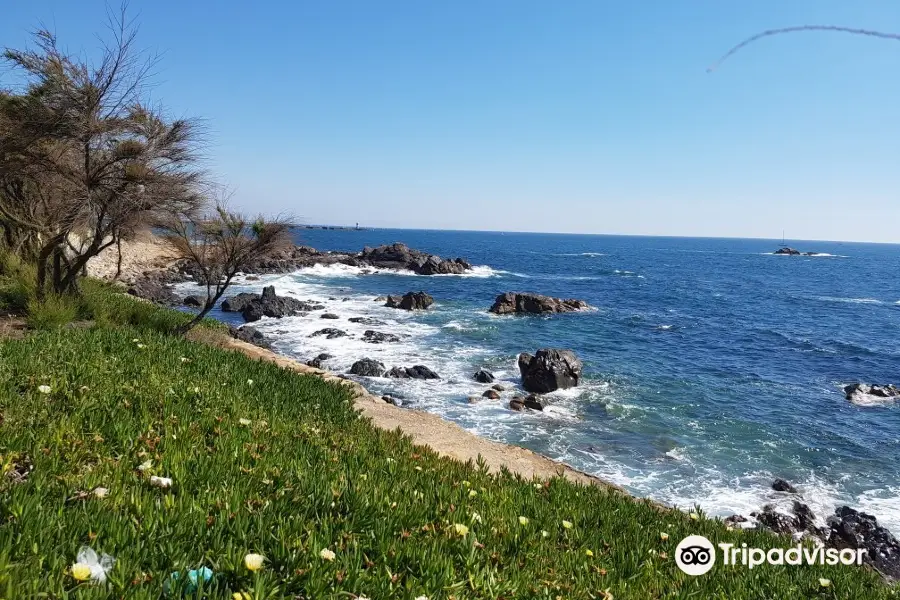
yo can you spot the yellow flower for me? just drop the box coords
[71,563,92,581]
[689,512,699,521]
[586,549,594,557]
[659,532,669,541]
[562,520,573,529]
[468,490,478,498]
[819,578,831,588]
[541,530,549,538]
[233,594,252,600]
[453,523,469,536]
[244,553,265,571]
[518,516,529,526]
[320,548,336,561]
[414,466,422,471]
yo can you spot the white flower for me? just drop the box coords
[415,596,429,600]
[93,487,109,498]
[247,379,254,386]
[72,547,114,583]
[132,338,140,343]
[244,553,265,571]
[180,357,190,363]
[239,418,252,426]
[37,385,51,394]
[659,532,669,541]
[541,530,549,538]
[562,520,573,529]
[468,490,478,498]
[471,512,482,524]
[136,343,146,349]
[320,548,336,561]
[819,578,831,588]
[518,516,529,526]
[357,596,371,600]
[137,460,152,472]
[149,476,173,489]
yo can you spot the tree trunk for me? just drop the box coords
[114,236,123,280]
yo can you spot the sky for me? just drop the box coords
[2,1,900,242]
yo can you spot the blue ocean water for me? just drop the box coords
[194,230,900,530]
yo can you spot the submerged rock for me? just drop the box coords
[523,394,551,411]
[489,292,590,315]
[320,313,340,319]
[349,358,385,377]
[310,328,347,339]
[482,389,501,399]
[844,383,900,406]
[349,316,387,326]
[385,291,434,311]
[518,349,582,393]
[772,478,798,493]
[362,330,400,344]
[221,292,257,312]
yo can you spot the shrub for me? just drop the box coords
[0,251,36,311]
[24,293,78,330]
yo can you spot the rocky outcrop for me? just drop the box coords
[386,365,440,380]
[844,383,900,406]
[320,313,340,319]
[126,274,181,306]
[362,330,400,344]
[774,247,801,255]
[482,389,501,399]
[349,316,386,326]
[359,243,471,275]
[473,369,495,384]
[518,349,582,393]
[306,353,332,369]
[385,292,434,311]
[241,286,324,322]
[221,292,258,312]
[228,325,271,349]
[827,506,900,580]
[349,358,385,377]
[489,293,590,315]
[310,328,347,339]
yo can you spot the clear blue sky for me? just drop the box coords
[3,1,900,242]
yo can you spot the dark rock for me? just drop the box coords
[183,295,204,307]
[362,330,401,344]
[306,353,333,369]
[228,325,271,349]
[241,286,322,322]
[793,501,817,533]
[724,514,748,527]
[126,276,180,306]
[826,506,900,580]
[374,296,387,302]
[492,383,506,392]
[385,291,434,311]
[518,349,583,393]
[772,478,798,493]
[473,369,495,383]
[523,394,550,411]
[381,394,402,406]
[320,313,340,319]
[245,275,260,281]
[328,297,337,301]
[342,297,352,302]
[348,316,387,326]
[489,292,590,315]
[773,247,801,255]
[310,328,347,339]
[386,365,440,380]
[221,292,258,312]
[752,505,799,536]
[349,358,385,377]
[844,383,900,405]
[359,243,471,275]
[509,397,525,411]
[482,389,501,399]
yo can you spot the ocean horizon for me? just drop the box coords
[182,228,900,533]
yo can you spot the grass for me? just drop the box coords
[0,290,897,598]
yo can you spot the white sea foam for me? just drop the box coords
[555,252,606,257]
[285,262,506,279]
[816,296,884,305]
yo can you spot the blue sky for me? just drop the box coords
[3,1,900,242]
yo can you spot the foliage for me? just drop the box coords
[0,324,895,598]
[24,293,79,330]
[0,250,36,311]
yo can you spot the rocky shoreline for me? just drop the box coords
[89,235,900,581]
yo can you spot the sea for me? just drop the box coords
[181,229,900,532]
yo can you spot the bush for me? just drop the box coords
[24,293,78,330]
[0,251,36,312]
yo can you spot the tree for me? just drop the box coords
[0,7,205,297]
[162,205,292,334]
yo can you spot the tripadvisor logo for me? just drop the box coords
[675,535,866,576]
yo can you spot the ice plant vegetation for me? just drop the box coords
[0,292,896,598]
